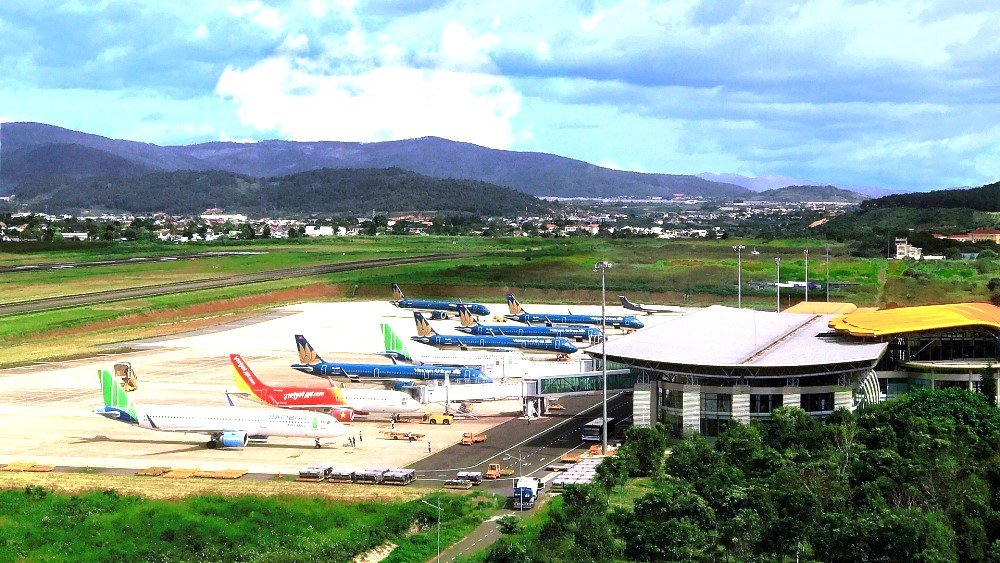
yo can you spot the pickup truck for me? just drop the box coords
[460,432,487,445]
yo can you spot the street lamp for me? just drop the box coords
[421,499,442,563]
[593,260,612,455]
[732,245,745,308]
[803,249,809,302]
[774,257,781,312]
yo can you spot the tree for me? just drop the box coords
[621,483,717,562]
[485,540,530,563]
[621,424,667,476]
[594,454,629,494]
[983,363,997,407]
[496,515,522,535]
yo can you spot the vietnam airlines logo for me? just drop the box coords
[297,342,319,364]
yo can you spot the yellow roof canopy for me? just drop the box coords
[829,302,1000,337]
[783,301,858,315]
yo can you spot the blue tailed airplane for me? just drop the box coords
[455,305,603,343]
[292,335,492,384]
[412,312,578,357]
[390,283,489,319]
[504,294,645,330]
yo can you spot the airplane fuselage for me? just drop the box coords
[392,298,490,317]
[504,313,644,330]
[411,334,578,355]
[291,361,492,384]
[456,323,603,342]
[103,405,344,439]
[251,385,420,414]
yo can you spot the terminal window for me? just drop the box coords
[750,394,783,415]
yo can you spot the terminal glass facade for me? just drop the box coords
[700,393,731,437]
[801,392,834,414]
[750,394,783,416]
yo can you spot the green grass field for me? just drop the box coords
[0,485,500,562]
[3,235,996,367]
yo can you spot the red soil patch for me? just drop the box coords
[49,284,350,339]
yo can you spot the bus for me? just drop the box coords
[581,417,617,441]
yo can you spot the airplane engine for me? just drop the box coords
[330,407,355,422]
[218,432,249,448]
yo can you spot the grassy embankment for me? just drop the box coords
[4,236,998,367]
[0,481,502,562]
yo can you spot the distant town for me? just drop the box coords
[0,198,855,243]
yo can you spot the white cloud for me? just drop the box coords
[192,23,209,40]
[228,1,285,32]
[216,22,521,148]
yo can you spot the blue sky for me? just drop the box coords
[1,0,998,190]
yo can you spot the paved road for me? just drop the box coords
[413,393,633,562]
[0,253,467,317]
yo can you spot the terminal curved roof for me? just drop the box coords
[828,303,1000,337]
[591,305,886,368]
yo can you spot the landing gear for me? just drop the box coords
[314,438,322,449]
[207,439,218,449]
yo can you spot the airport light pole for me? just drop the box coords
[825,246,830,302]
[420,499,442,563]
[593,260,612,455]
[803,249,809,302]
[732,245,745,308]
[775,257,781,313]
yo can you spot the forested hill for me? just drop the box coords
[1,122,752,200]
[13,167,554,216]
[749,184,867,203]
[859,180,1000,212]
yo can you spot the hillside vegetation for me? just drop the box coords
[1,122,751,199]
[11,167,552,216]
[859,181,1000,212]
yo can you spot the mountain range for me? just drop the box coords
[1,122,874,206]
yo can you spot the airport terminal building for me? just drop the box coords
[590,302,1000,436]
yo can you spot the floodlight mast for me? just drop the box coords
[593,260,612,455]
[420,499,442,563]
[775,257,781,313]
[804,249,810,302]
[732,245,745,308]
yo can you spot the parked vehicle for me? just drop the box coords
[456,471,483,485]
[512,476,541,509]
[422,412,454,425]
[460,432,486,445]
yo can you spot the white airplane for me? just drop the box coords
[618,295,686,315]
[94,368,347,449]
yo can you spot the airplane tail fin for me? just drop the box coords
[413,312,437,337]
[619,295,639,310]
[295,334,323,364]
[458,305,478,327]
[381,323,413,361]
[230,354,269,399]
[507,294,524,315]
[97,368,138,422]
[391,283,405,301]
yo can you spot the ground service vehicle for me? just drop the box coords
[460,432,486,445]
[383,469,415,485]
[115,363,138,392]
[423,412,454,425]
[456,471,483,485]
[581,417,617,442]
[485,463,514,479]
[512,477,540,509]
[384,431,425,441]
[444,479,473,489]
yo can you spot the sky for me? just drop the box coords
[1,0,998,191]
